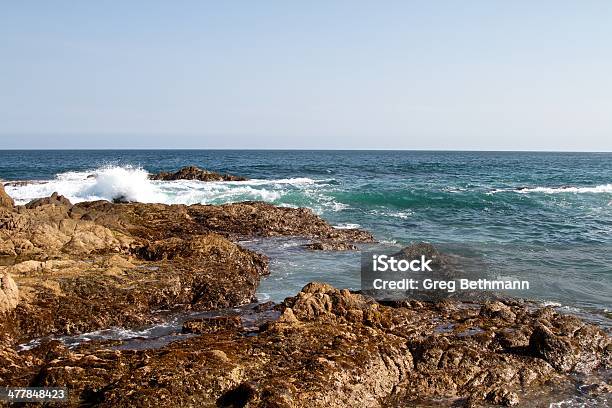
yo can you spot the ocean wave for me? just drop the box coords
[4,165,327,206]
[490,184,612,194]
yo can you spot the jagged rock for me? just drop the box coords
[528,319,609,374]
[0,183,14,209]
[8,282,608,407]
[149,166,247,182]
[480,301,516,322]
[25,192,72,209]
[530,324,577,372]
[0,197,370,345]
[1,233,268,342]
[69,200,374,243]
[0,272,18,314]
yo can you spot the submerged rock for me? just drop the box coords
[149,165,247,182]
[302,240,358,251]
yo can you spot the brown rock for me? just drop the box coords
[302,241,358,251]
[149,166,247,182]
[69,200,374,243]
[25,192,72,209]
[530,324,578,372]
[0,272,19,314]
[5,233,267,342]
[182,316,242,334]
[277,307,299,324]
[10,282,607,407]
[480,301,516,322]
[529,318,609,374]
[0,183,14,209]
[2,198,609,408]
[0,198,371,345]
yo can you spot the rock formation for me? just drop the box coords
[25,192,72,209]
[149,166,247,181]
[2,282,608,407]
[0,272,18,314]
[0,183,14,209]
[0,194,372,345]
[0,189,609,407]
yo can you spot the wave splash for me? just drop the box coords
[86,166,165,203]
[4,165,330,207]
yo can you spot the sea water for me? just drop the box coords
[1,150,610,325]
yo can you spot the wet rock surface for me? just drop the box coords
[0,194,372,346]
[25,191,72,209]
[302,240,358,251]
[149,165,248,182]
[0,191,609,407]
[1,283,608,407]
[68,200,375,243]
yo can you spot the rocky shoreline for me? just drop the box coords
[0,183,610,407]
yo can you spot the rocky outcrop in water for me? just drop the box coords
[0,194,372,345]
[25,192,72,209]
[149,166,247,181]
[68,200,374,242]
[0,190,609,407]
[303,240,358,250]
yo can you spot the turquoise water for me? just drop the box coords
[1,150,610,319]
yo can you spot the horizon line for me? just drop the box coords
[0,148,611,153]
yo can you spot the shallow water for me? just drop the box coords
[18,302,280,352]
[1,150,610,319]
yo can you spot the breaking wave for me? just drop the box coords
[490,184,612,194]
[4,166,333,208]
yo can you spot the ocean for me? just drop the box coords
[1,150,610,325]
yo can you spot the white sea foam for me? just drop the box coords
[517,184,612,194]
[489,184,612,195]
[4,165,325,206]
[333,223,361,229]
[388,211,413,219]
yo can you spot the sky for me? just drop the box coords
[1,1,611,150]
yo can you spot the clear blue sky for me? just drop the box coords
[1,1,611,150]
